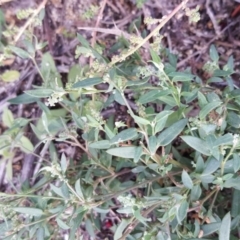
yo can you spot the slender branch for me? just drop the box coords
[120,203,162,240]
[14,0,48,44]
[109,0,190,66]
[90,0,108,50]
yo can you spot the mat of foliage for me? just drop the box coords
[1,0,240,240]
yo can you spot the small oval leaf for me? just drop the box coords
[182,170,193,189]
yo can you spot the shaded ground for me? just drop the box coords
[0,0,240,238]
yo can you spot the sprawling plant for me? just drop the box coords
[0,1,239,240]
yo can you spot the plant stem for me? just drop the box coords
[14,0,48,44]
[109,0,189,66]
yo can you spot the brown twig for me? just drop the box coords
[89,0,108,66]
[205,0,221,37]
[109,0,190,66]
[14,0,48,44]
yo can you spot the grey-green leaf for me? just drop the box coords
[182,170,193,189]
[132,115,150,125]
[231,189,240,217]
[25,89,54,98]
[89,140,111,149]
[56,218,70,230]
[199,101,222,119]
[177,200,189,224]
[72,77,102,88]
[13,207,43,217]
[168,72,195,82]
[209,44,219,62]
[219,212,231,240]
[107,146,138,159]
[138,89,171,104]
[8,93,39,104]
[158,119,187,146]
[202,222,221,236]
[114,219,130,240]
[75,179,84,200]
[181,136,211,156]
[154,110,174,133]
[50,184,65,198]
[60,153,67,173]
[110,128,138,144]
[213,133,233,147]
[9,46,30,58]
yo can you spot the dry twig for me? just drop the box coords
[206,0,221,37]
[90,0,108,66]
[14,0,48,44]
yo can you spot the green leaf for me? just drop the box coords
[113,90,126,105]
[50,184,65,198]
[56,218,70,230]
[114,219,130,240]
[9,45,30,58]
[72,112,85,129]
[181,136,211,156]
[40,52,58,79]
[168,72,195,82]
[110,128,138,144]
[213,69,232,77]
[199,101,222,119]
[69,210,87,240]
[190,184,202,201]
[202,222,221,236]
[89,140,111,149]
[207,77,223,83]
[198,91,208,108]
[75,179,84,200]
[148,136,157,155]
[219,212,231,240]
[154,110,174,133]
[13,207,43,217]
[25,89,54,98]
[73,77,102,88]
[19,136,34,153]
[158,119,188,146]
[226,55,234,72]
[133,207,149,226]
[203,157,220,175]
[233,153,240,173]
[231,189,240,217]
[132,115,150,125]
[177,200,189,224]
[209,44,219,62]
[60,153,67,173]
[213,133,233,147]
[138,89,171,104]
[227,112,240,128]
[77,33,90,47]
[68,64,82,83]
[1,70,20,82]
[126,77,149,86]
[2,108,14,128]
[158,95,177,107]
[107,146,138,158]
[150,48,161,64]
[85,219,95,238]
[134,146,142,163]
[75,46,94,57]
[182,170,193,189]
[8,93,39,104]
